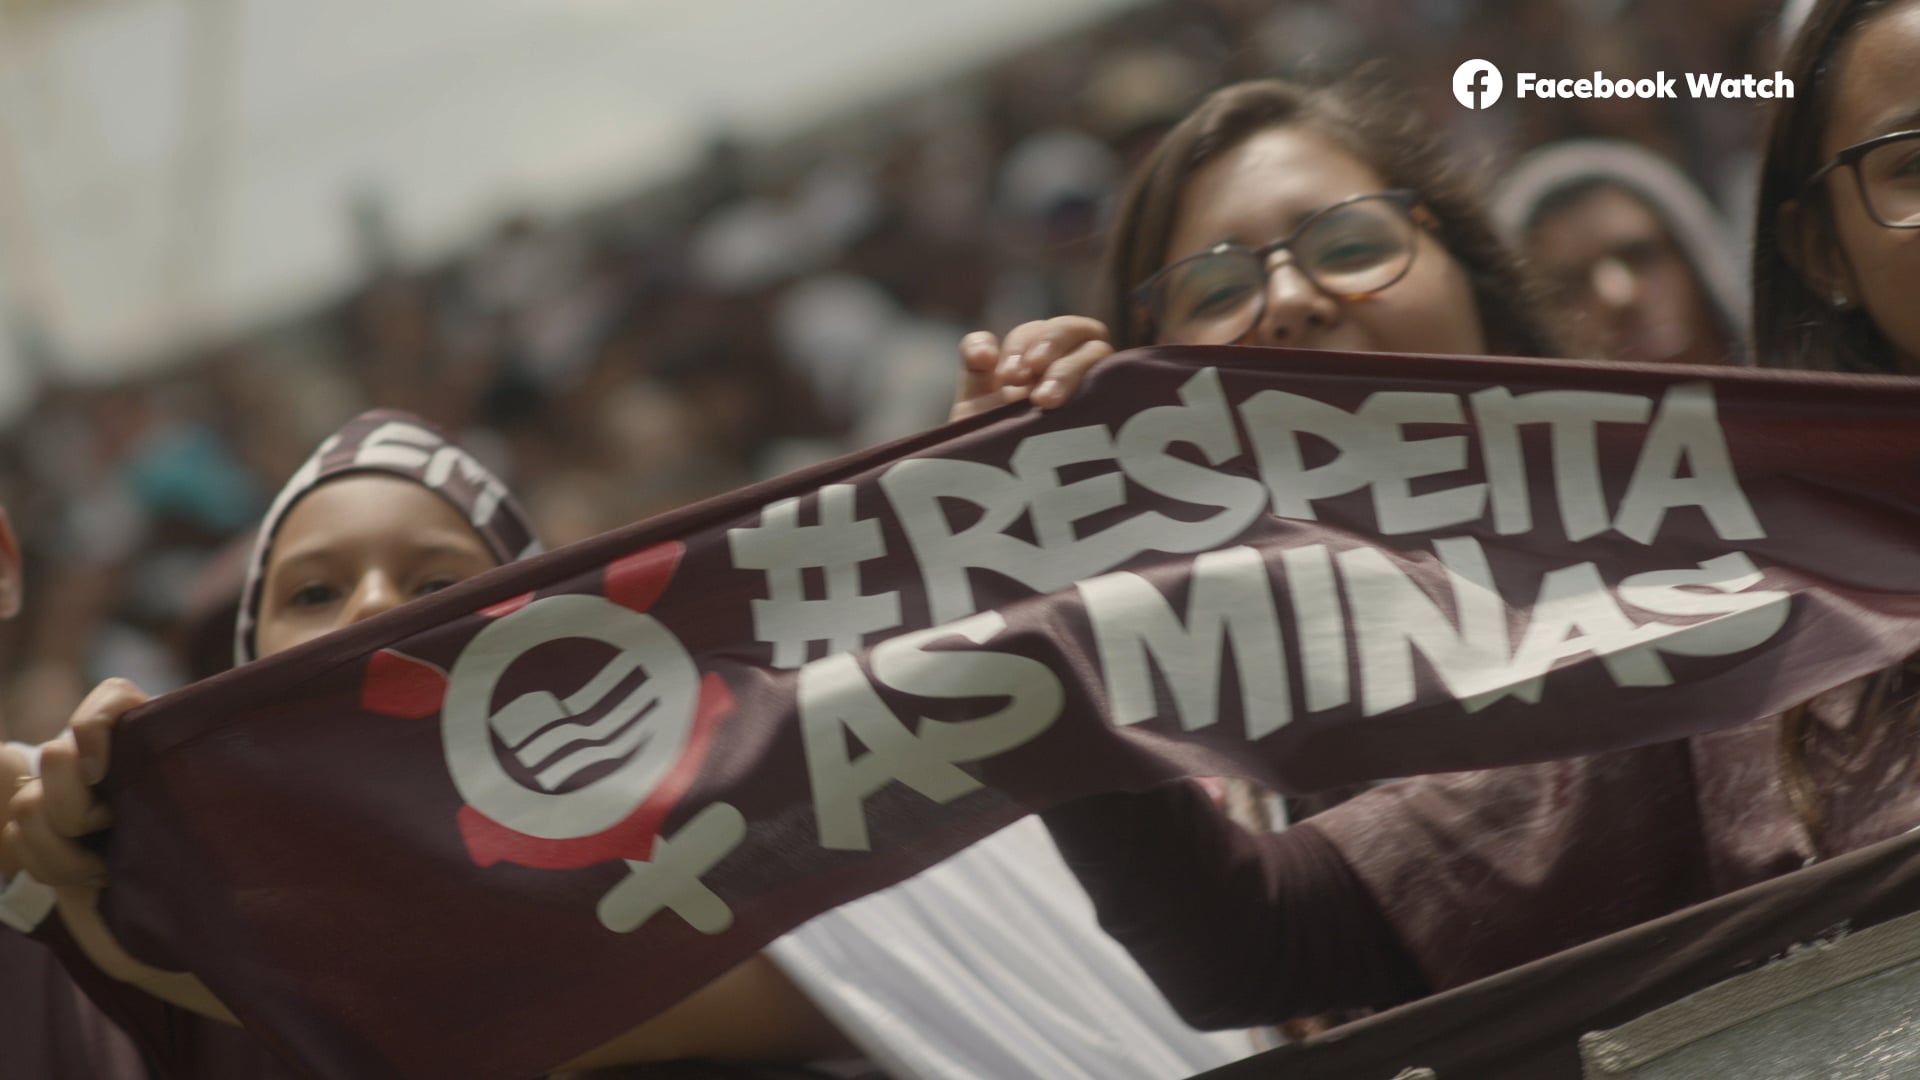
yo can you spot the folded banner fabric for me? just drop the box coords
[96,347,1920,1078]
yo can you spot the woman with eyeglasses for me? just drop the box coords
[969,0,1920,1037]
[952,77,1560,420]
[1759,0,1920,375]
[948,74,1585,1026]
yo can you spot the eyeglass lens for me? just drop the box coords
[1155,199,1417,345]
[1857,135,1920,226]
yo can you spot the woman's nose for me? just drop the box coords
[1246,256,1340,345]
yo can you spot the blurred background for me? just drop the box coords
[0,0,1789,741]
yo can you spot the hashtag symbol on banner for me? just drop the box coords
[727,484,903,669]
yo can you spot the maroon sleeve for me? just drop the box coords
[1041,782,1428,1029]
[1309,744,1714,992]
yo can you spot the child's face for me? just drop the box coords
[255,474,499,658]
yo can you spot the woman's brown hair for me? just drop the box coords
[1101,76,1560,358]
[1759,0,1920,825]
[1754,0,1901,373]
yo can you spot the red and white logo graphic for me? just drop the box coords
[360,541,746,934]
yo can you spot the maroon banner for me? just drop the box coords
[99,347,1920,1078]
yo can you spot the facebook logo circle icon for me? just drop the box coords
[1453,59,1503,109]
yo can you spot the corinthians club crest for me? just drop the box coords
[360,540,746,934]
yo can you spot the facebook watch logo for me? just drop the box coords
[1453,59,1504,109]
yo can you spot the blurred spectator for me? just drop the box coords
[1496,139,1748,366]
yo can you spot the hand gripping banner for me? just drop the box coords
[95,347,1920,1078]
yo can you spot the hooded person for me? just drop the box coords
[2,411,861,1078]
[7,409,1256,1079]
[229,408,543,668]
[0,410,544,1079]
[1493,139,1750,367]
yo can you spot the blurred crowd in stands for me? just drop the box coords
[0,0,1787,742]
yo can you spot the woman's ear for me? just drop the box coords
[1779,198,1863,309]
[0,508,21,619]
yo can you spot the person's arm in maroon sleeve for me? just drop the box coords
[1042,781,1428,1029]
